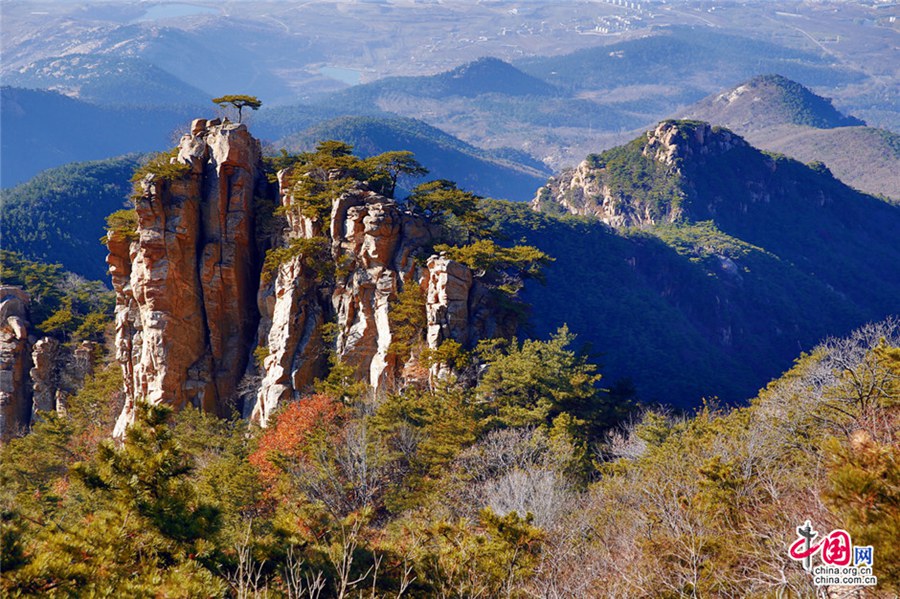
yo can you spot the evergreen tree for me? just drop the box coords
[476,326,610,437]
[211,94,262,123]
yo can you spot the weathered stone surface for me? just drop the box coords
[531,158,666,228]
[0,286,31,440]
[424,255,474,381]
[425,255,473,349]
[251,251,326,425]
[111,121,266,435]
[30,337,59,416]
[643,121,745,167]
[26,337,95,421]
[332,189,405,391]
[251,178,450,425]
[532,121,748,229]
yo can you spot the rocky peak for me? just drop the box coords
[106,120,508,431]
[642,120,747,169]
[110,118,267,436]
[532,120,751,229]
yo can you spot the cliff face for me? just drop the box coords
[109,122,501,430]
[250,180,484,426]
[109,119,266,435]
[532,121,748,228]
[30,339,94,417]
[0,287,32,439]
[0,288,94,440]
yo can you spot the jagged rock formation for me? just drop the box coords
[109,119,267,436]
[532,121,747,228]
[0,287,32,440]
[0,287,99,440]
[250,180,485,426]
[642,120,746,168]
[30,338,94,418]
[108,121,506,430]
[425,256,473,350]
[30,337,59,415]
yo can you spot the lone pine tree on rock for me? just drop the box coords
[211,94,262,123]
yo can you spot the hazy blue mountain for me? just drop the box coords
[280,115,551,201]
[65,22,304,102]
[4,54,210,107]
[516,26,864,95]
[1,87,196,187]
[324,57,560,110]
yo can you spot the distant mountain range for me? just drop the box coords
[515,25,864,93]
[303,26,874,169]
[3,54,211,107]
[679,75,900,200]
[4,15,894,182]
[280,115,551,201]
[0,87,197,187]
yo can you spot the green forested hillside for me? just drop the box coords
[492,204,866,408]
[2,314,896,595]
[523,121,900,406]
[1,156,140,280]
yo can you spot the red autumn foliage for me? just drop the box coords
[249,393,345,487]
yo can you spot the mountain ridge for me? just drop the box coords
[4,53,211,107]
[526,119,900,404]
[679,75,899,200]
[280,115,551,201]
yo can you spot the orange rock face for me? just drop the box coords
[110,120,266,436]
[110,122,504,431]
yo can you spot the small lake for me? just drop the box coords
[136,3,219,22]
[320,66,362,86]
